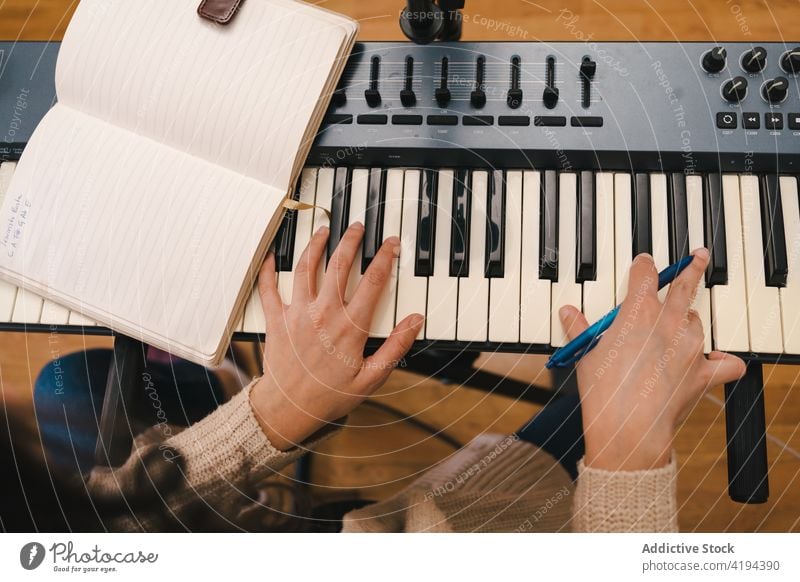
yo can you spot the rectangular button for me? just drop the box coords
[765,112,783,130]
[716,112,737,129]
[392,114,423,125]
[533,116,566,127]
[571,116,603,127]
[357,114,388,125]
[427,115,458,126]
[326,114,353,125]
[463,115,494,126]
[742,112,760,129]
[789,113,800,130]
[499,116,531,126]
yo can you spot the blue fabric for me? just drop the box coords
[34,349,224,476]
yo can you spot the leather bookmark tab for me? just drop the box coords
[198,0,246,25]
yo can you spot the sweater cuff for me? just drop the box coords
[166,378,333,493]
[572,455,678,532]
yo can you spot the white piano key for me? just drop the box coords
[425,169,458,340]
[0,162,18,320]
[40,300,70,325]
[68,310,96,327]
[686,175,713,353]
[242,287,266,333]
[650,173,670,300]
[11,289,43,324]
[313,167,335,292]
[520,171,551,344]
[551,173,582,348]
[739,174,783,353]
[345,169,370,302]
[395,169,427,339]
[582,173,616,323]
[370,169,404,338]
[278,168,318,305]
[614,173,633,302]
[489,170,522,343]
[779,176,800,354]
[710,174,749,352]
[456,170,489,342]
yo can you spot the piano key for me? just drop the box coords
[457,170,490,342]
[485,170,506,279]
[703,173,728,286]
[686,175,713,353]
[274,194,298,272]
[632,173,652,256]
[426,169,458,340]
[40,300,70,325]
[313,167,335,291]
[779,176,800,354]
[650,173,670,300]
[710,175,748,352]
[345,169,370,301]
[242,287,266,334]
[614,173,633,302]
[450,169,471,277]
[0,162,18,320]
[370,169,405,338]
[667,173,690,263]
[576,171,596,283]
[551,173,581,348]
[489,170,521,342]
[739,174,783,353]
[327,166,352,263]
[414,169,438,278]
[278,168,318,304]
[362,168,386,272]
[759,174,789,287]
[582,173,615,323]
[396,169,427,339]
[520,170,551,344]
[11,289,43,324]
[539,170,559,281]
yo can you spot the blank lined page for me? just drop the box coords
[56,0,356,192]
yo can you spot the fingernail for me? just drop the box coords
[351,221,365,231]
[392,244,401,258]
[410,314,424,327]
[634,253,653,264]
[316,225,329,236]
[694,247,709,261]
[559,306,572,320]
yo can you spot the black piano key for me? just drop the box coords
[667,173,690,264]
[632,173,652,257]
[415,169,438,277]
[485,170,506,278]
[362,168,386,273]
[539,170,559,280]
[759,174,789,287]
[703,173,728,286]
[576,171,596,282]
[450,169,471,277]
[327,167,352,263]
[274,208,297,272]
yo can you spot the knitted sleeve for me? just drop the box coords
[571,456,679,532]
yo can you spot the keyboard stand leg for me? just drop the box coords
[94,334,147,467]
[724,361,769,504]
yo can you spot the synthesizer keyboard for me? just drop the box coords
[1,41,799,362]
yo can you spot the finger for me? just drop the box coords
[559,305,589,342]
[625,253,659,305]
[257,253,284,330]
[292,226,329,304]
[359,313,424,388]
[665,247,710,315]
[321,222,364,307]
[702,351,747,388]
[347,236,401,328]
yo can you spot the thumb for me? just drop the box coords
[559,305,589,342]
[703,351,747,389]
[359,314,424,390]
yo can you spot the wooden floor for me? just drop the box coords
[1,0,798,532]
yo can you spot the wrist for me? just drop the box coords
[248,377,320,451]
[583,427,673,471]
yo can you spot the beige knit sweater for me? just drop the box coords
[86,379,678,532]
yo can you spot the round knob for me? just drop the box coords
[741,46,767,73]
[702,47,727,73]
[761,77,789,103]
[780,48,800,74]
[721,76,748,103]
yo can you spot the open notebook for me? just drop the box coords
[0,0,357,365]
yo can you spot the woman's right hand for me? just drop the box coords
[558,248,746,471]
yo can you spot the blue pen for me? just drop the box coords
[545,255,695,369]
